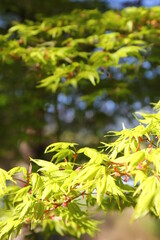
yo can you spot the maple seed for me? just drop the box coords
[45,54,49,60]
[76,167,81,172]
[29,189,32,194]
[62,202,67,208]
[25,218,30,223]
[139,137,143,142]
[124,175,129,182]
[50,214,55,220]
[19,39,23,45]
[115,172,121,177]
[138,163,143,170]
[69,72,74,77]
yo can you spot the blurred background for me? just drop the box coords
[0,0,160,239]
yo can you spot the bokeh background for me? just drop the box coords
[0,0,160,239]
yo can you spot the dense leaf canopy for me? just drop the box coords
[0,5,160,239]
[0,6,160,165]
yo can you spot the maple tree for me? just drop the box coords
[0,6,160,239]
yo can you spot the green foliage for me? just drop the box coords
[0,5,160,239]
[1,7,160,94]
[0,6,160,162]
[1,101,160,239]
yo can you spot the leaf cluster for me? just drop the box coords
[0,7,160,96]
[1,101,160,239]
